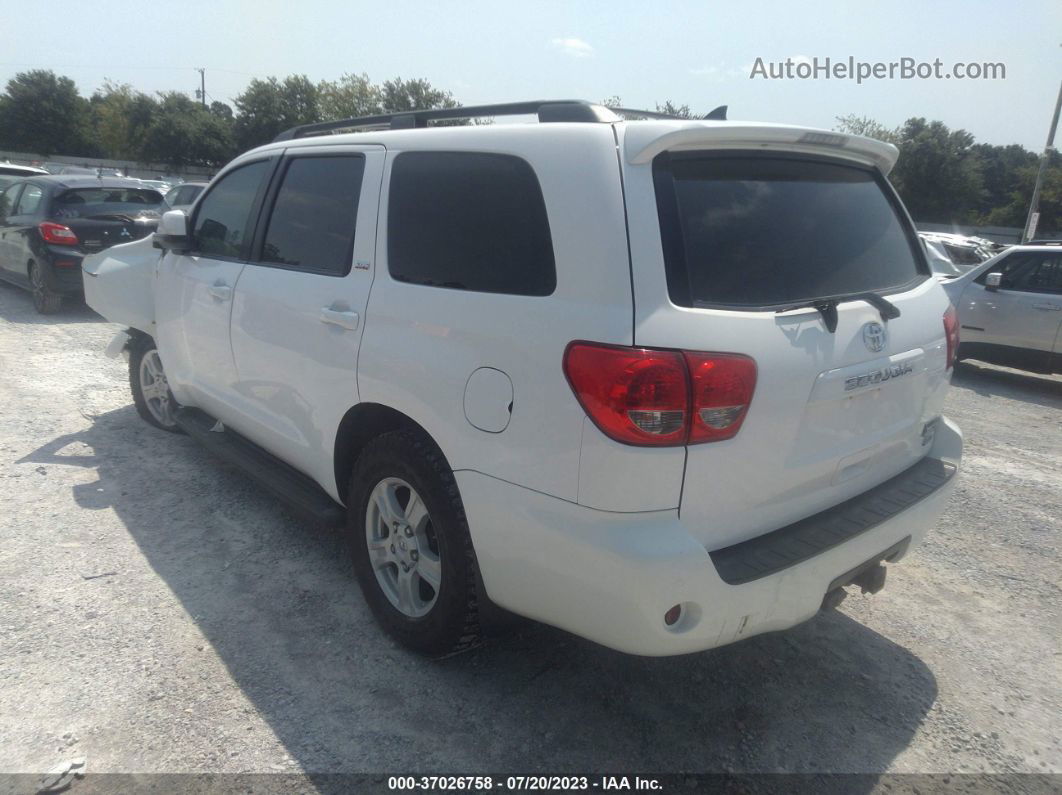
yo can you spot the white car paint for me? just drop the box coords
[85,114,963,655]
[943,245,1062,370]
[82,235,162,333]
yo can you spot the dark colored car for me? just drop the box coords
[0,175,163,313]
[162,181,208,210]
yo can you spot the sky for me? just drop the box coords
[1,0,1059,150]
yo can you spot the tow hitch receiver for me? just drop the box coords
[852,563,887,595]
[820,537,909,610]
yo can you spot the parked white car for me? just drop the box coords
[83,100,962,656]
[918,231,995,278]
[942,243,1062,374]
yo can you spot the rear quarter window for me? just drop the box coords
[387,151,556,296]
[653,153,928,309]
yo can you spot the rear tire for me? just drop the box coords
[348,430,481,656]
[129,334,182,432]
[29,263,62,315]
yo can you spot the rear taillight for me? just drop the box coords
[943,306,959,369]
[684,352,757,443]
[563,343,688,446]
[562,342,756,446]
[39,221,78,246]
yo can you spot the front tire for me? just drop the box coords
[129,334,181,432]
[29,263,62,314]
[349,430,481,656]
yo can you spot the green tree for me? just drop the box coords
[656,100,694,119]
[890,118,984,223]
[970,142,1039,222]
[982,151,1062,232]
[233,75,320,150]
[0,70,92,156]
[139,92,235,168]
[602,96,699,119]
[91,81,156,160]
[379,77,459,113]
[834,114,901,145]
[318,73,382,120]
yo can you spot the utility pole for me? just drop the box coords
[1023,77,1062,242]
[195,68,206,108]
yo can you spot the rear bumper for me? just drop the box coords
[459,416,961,656]
[52,265,84,294]
[43,249,85,294]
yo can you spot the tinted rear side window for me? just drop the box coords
[653,154,926,308]
[260,155,364,275]
[388,152,555,296]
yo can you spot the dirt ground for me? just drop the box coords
[0,283,1059,784]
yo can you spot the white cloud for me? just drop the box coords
[689,65,719,76]
[550,38,594,58]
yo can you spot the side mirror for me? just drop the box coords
[153,209,191,252]
[984,272,1002,291]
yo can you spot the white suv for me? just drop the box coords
[84,100,963,656]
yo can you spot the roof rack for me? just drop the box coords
[273,100,622,142]
[271,99,728,142]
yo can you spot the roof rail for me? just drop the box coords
[272,99,623,142]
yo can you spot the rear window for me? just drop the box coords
[388,151,556,296]
[52,188,163,219]
[653,153,927,308]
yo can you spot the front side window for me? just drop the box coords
[15,185,44,216]
[654,153,927,308]
[259,155,365,275]
[193,161,269,259]
[979,253,1062,293]
[388,151,556,296]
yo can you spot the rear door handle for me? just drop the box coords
[320,307,359,330]
[207,282,232,301]
[1032,303,1062,311]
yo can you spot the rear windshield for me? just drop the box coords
[653,153,927,309]
[51,188,163,219]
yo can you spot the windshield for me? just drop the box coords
[653,153,927,308]
[50,188,163,219]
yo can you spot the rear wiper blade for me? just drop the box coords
[776,292,901,333]
[776,299,840,332]
[851,291,902,321]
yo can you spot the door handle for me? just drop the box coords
[207,282,232,301]
[320,307,359,330]
[1032,303,1062,311]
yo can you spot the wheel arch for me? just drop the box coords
[333,403,449,501]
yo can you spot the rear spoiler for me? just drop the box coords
[623,122,899,175]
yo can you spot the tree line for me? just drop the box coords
[0,70,1056,230]
[835,114,1059,231]
[0,70,462,169]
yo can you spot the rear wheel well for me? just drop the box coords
[333,404,437,500]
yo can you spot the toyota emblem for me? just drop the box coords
[862,322,887,353]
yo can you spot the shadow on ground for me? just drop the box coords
[22,406,938,778]
[0,281,102,325]
[951,360,1062,409]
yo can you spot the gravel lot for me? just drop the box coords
[1,282,1059,784]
